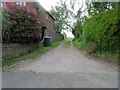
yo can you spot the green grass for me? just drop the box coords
[64,40,71,47]
[2,41,63,67]
[73,40,88,51]
[91,51,119,63]
[73,40,80,49]
[0,62,2,69]
[73,40,118,63]
[66,38,74,41]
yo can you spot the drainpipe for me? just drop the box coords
[40,26,47,42]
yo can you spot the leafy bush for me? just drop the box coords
[2,10,12,43]
[82,9,119,53]
[2,2,41,43]
[73,23,82,39]
[0,11,2,21]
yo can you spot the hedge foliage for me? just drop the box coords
[2,2,41,43]
[0,11,2,21]
[82,9,119,53]
[73,23,82,39]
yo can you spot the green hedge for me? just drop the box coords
[0,12,2,21]
[82,9,119,53]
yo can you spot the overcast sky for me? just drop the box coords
[37,0,60,11]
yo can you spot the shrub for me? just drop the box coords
[2,2,41,43]
[82,8,119,53]
[0,11,2,21]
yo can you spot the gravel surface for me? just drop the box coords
[2,42,118,88]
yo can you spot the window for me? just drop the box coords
[19,2,23,6]
[46,14,48,20]
[16,2,20,5]
[16,2,26,6]
[23,2,26,6]
[0,2,4,8]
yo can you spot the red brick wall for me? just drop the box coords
[39,7,55,38]
[26,2,55,40]
[26,2,34,7]
[2,43,38,58]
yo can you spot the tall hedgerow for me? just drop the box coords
[82,8,119,53]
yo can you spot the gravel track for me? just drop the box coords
[2,42,118,88]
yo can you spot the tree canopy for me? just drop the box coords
[50,0,77,33]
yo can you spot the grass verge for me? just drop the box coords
[91,51,119,63]
[64,40,71,47]
[2,41,63,67]
[0,62,1,69]
[73,40,118,63]
[73,40,80,49]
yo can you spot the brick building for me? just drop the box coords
[1,2,64,58]
[0,2,64,42]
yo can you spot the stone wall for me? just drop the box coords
[2,43,38,58]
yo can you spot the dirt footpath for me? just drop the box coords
[3,42,118,88]
[17,42,117,74]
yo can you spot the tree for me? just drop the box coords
[50,0,88,40]
[72,0,87,40]
[86,0,119,16]
[50,0,75,33]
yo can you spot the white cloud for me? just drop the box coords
[37,0,60,11]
